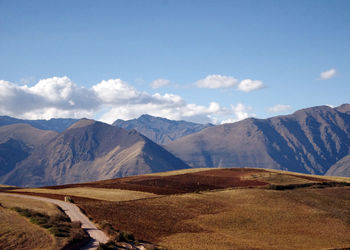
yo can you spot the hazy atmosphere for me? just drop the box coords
[1,0,349,124]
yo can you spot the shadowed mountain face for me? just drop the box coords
[0,116,78,132]
[0,119,190,187]
[113,114,213,145]
[166,105,350,176]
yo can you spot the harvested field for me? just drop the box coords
[267,169,350,183]
[43,168,269,195]
[75,186,350,250]
[15,187,160,201]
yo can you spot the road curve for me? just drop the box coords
[0,193,109,250]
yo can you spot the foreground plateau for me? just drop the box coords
[1,168,349,250]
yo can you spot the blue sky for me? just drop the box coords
[0,0,349,124]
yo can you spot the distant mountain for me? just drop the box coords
[166,104,350,176]
[0,119,190,187]
[113,114,213,144]
[0,116,78,132]
[326,154,350,177]
[0,124,58,178]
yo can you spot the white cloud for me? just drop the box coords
[320,68,336,80]
[0,76,255,124]
[151,78,170,89]
[92,79,141,104]
[268,104,291,113]
[0,77,99,120]
[195,75,265,92]
[237,79,265,92]
[221,103,253,124]
[195,75,238,88]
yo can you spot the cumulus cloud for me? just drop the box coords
[237,79,265,92]
[268,104,291,113]
[220,103,253,124]
[0,77,99,119]
[150,78,170,89]
[195,75,238,88]
[0,76,255,124]
[195,74,265,92]
[320,68,336,80]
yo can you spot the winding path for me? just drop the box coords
[0,193,109,250]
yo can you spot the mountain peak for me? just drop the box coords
[113,115,213,144]
[335,103,350,114]
[66,118,97,130]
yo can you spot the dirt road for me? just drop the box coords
[0,193,109,250]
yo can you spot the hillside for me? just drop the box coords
[9,168,350,250]
[113,114,212,144]
[0,124,58,178]
[0,119,189,187]
[0,116,78,132]
[166,104,350,176]
[326,154,350,177]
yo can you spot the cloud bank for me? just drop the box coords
[0,76,254,124]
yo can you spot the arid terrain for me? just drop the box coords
[0,193,89,250]
[3,168,350,250]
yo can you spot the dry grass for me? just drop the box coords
[0,195,61,216]
[145,168,213,176]
[159,187,350,250]
[241,171,320,185]
[14,187,160,201]
[266,168,350,183]
[75,187,350,250]
[0,207,58,250]
[0,195,89,249]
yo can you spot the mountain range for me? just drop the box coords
[166,104,350,177]
[113,114,213,144]
[0,116,78,132]
[0,119,189,187]
[0,104,349,188]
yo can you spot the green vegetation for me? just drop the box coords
[10,206,89,248]
[0,206,56,250]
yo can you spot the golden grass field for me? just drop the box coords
[0,195,62,250]
[3,168,350,249]
[158,187,350,250]
[0,195,62,216]
[15,187,160,201]
[0,208,57,250]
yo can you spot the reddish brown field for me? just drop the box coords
[43,168,268,195]
[4,168,350,249]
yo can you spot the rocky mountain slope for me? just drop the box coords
[0,119,189,187]
[166,104,350,176]
[113,114,212,144]
[0,116,78,132]
[0,124,58,177]
[326,154,350,177]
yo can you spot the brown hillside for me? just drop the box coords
[2,119,189,187]
[166,104,350,176]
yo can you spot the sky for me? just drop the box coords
[0,0,349,124]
